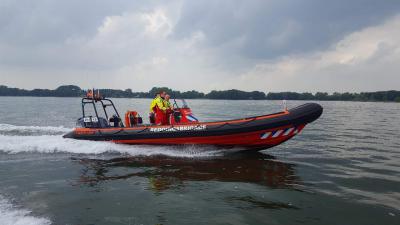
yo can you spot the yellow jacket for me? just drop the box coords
[150,96,167,112]
[150,98,157,113]
[164,99,173,109]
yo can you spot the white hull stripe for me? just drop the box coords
[187,115,198,122]
[272,130,284,138]
[283,127,294,136]
[260,126,301,140]
[260,132,271,139]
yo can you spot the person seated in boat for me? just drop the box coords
[164,94,173,125]
[164,94,173,110]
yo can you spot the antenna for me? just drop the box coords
[282,100,288,111]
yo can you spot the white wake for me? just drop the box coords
[0,124,70,136]
[0,195,51,225]
[0,124,223,157]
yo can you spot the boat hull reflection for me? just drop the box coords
[72,153,300,191]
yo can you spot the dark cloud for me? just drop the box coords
[0,0,158,46]
[0,0,399,92]
[172,0,400,59]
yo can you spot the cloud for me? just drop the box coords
[0,0,399,92]
[172,0,400,59]
[224,15,400,92]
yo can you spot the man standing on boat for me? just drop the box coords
[150,91,168,125]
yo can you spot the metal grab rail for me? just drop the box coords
[81,97,124,127]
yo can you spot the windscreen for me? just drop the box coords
[181,99,189,108]
[173,99,189,109]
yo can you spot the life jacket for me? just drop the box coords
[153,96,167,112]
[164,99,172,109]
[153,97,168,125]
[87,90,93,98]
[150,98,157,113]
[125,111,142,127]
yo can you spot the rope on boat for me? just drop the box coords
[211,117,257,130]
[137,128,149,133]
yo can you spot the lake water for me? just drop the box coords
[0,97,399,225]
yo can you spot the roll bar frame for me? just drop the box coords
[81,97,124,127]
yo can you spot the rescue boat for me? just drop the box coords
[63,95,323,150]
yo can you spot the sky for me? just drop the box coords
[0,0,399,93]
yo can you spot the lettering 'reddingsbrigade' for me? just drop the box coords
[150,125,207,132]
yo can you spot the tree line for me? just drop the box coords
[0,85,399,102]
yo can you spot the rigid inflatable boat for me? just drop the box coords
[63,96,323,150]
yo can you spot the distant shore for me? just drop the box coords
[1,85,399,102]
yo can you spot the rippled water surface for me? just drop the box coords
[0,97,399,225]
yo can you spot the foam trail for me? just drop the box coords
[0,124,70,136]
[0,195,51,225]
[0,135,224,157]
[0,124,225,157]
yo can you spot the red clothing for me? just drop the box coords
[165,109,172,125]
[152,97,173,125]
[155,107,167,125]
